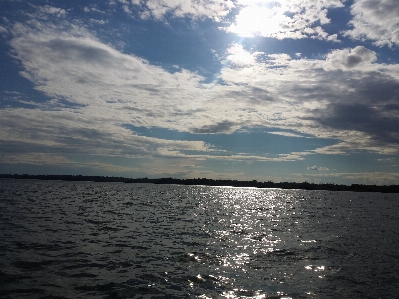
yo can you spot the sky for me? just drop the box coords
[1,0,399,185]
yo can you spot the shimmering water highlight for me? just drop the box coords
[0,180,398,298]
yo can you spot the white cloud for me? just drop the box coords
[4,13,399,175]
[120,0,344,43]
[299,171,399,185]
[268,131,305,138]
[38,5,67,18]
[0,152,146,174]
[345,0,399,47]
[218,45,399,153]
[307,165,329,171]
[89,19,107,25]
[225,43,256,68]
[327,33,339,43]
[0,26,8,34]
[0,107,213,160]
[323,46,377,71]
[122,4,132,14]
[83,6,106,14]
[9,22,208,124]
[227,0,344,40]
[128,0,235,20]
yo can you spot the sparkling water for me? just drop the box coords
[0,179,398,298]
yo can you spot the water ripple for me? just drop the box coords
[0,180,398,298]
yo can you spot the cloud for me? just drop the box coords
[4,8,399,172]
[345,0,399,47]
[305,70,399,147]
[38,5,68,18]
[0,26,8,34]
[309,102,399,145]
[268,131,306,138]
[298,171,399,185]
[191,120,238,134]
[119,0,343,41]
[0,106,219,164]
[83,6,106,14]
[89,19,107,25]
[225,43,256,68]
[0,152,145,173]
[323,46,377,71]
[227,0,345,40]
[219,45,399,153]
[8,21,208,125]
[126,0,234,20]
[31,5,68,20]
[307,165,329,171]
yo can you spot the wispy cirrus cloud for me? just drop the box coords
[37,5,68,18]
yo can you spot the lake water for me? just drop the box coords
[0,179,398,299]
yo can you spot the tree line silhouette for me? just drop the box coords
[1,174,399,193]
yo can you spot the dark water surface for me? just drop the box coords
[0,179,398,298]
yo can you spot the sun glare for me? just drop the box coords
[229,5,284,38]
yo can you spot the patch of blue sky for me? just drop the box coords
[374,47,399,64]
[242,37,332,60]
[197,156,317,182]
[324,1,353,32]
[122,125,338,157]
[198,149,399,183]
[300,151,388,172]
[0,62,48,108]
[121,19,234,83]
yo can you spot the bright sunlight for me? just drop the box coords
[228,4,288,38]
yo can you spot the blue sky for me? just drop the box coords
[1,0,399,185]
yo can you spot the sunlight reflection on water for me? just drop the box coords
[0,181,398,298]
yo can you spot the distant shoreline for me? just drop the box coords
[2,174,399,193]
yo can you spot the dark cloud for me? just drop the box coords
[385,103,399,111]
[45,39,114,64]
[344,73,399,104]
[274,55,396,109]
[346,55,362,68]
[301,70,399,146]
[309,104,399,144]
[171,108,206,117]
[250,87,275,102]
[191,120,237,134]
[346,47,376,68]
[224,86,275,104]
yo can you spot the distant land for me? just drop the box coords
[1,174,399,193]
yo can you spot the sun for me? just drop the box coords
[229,5,283,38]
